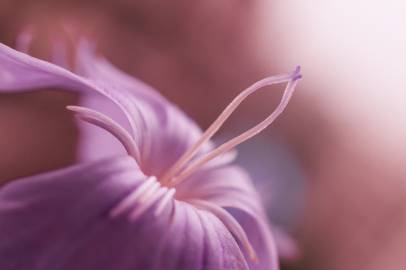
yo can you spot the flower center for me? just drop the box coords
[109,176,176,220]
[66,67,301,263]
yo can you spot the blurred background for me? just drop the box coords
[1,0,406,269]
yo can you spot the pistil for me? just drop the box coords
[162,66,302,186]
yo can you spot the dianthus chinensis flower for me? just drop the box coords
[0,37,301,270]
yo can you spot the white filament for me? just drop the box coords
[110,176,157,218]
[129,186,168,221]
[154,188,176,217]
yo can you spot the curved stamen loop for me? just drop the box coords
[168,68,301,186]
[171,78,300,185]
[67,105,141,162]
[160,67,301,184]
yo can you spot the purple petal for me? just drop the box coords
[0,41,217,176]
[230,208,279,270]
[0,41,144,152]
[0,157,249,270]
[75,41,213,176]
[177,166,261,215]
[177,166,280,270]
[77,94,133,161]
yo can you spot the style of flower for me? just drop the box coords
[0,38,301,270]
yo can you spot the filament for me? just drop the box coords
[110,176,157,218]
[67,105,141,162]
[154,188,176,217]
[189,199,258,262]
[129,186,168,221]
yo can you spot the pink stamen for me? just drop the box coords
[154,188,176,217]
[129,186,168,222]
[52,39,69,68]
[67,105,141,161]
[110,176,157,218]
[15,29,33,54]
[137,180,161,203]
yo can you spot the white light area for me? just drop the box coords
[257,0,406,164]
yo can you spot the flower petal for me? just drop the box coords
[75,41,213,177]
[176,166,261,215]
[177,166,280,270]
[0,157,250,270]
[0,41,216,175]
[229,208,280,270]
[0,42,144,163]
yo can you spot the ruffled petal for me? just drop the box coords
[177,166,280,270]
[0,157,249,270]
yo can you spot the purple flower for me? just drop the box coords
[0,38,301,270]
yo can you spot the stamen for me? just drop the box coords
[169,68,301,186]
[160,67,301,184]
[110,176,157,218]
[16,29,33,53]
[189,199,258,262]
[129,186,168,222]
[52,39,69,68]
[154,188,176,217]
[202,149,238,169]
[137,180,161,203]
[67,105,141,161]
